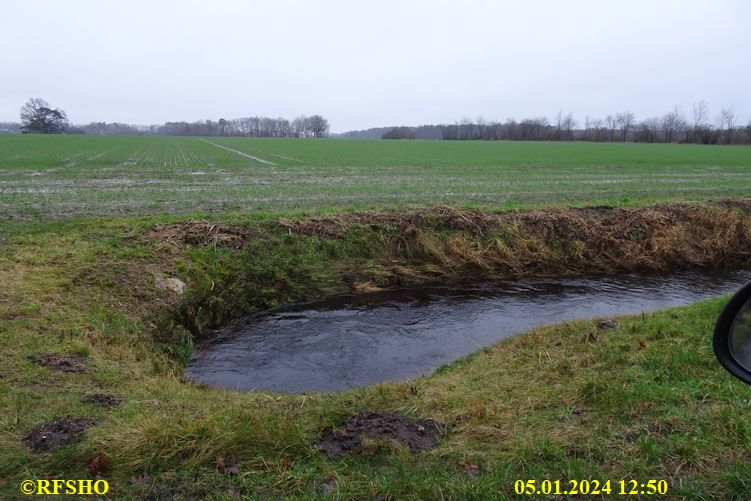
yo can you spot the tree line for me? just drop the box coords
[336,125,444,140]
[9,98,329,138]
[438,103,747,144]
[341,102,750,145]
[154,115,329,138]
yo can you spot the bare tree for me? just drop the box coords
[661,106,685,143]
[605,115,617,141]
[719,108,738,144]
[291,116,307,137]
[218,118,229,136]
[615,111,635,142]
[691,100,710,143]
[590,118,604,141]
[583,115,591,141]
[476,116,487,140]
[636,118,661,143]
[20,97,68,134]
[554,110,563,140]
[562,113,576,141]
[535,116,550,140]
[307,115,329,138]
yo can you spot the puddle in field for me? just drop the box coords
[185,267,751,393]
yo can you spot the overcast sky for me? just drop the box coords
[1,0,749,132]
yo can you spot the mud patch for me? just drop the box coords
[145,220,252,249]
[316,411,446,459]
[316,428,364,459]
[29,353,87,373]
[82,393,123,408]
[24,418,96,452]
[346,411,446,451]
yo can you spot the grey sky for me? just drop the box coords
[1,0,749,132]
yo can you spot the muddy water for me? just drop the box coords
[186,268,751,393]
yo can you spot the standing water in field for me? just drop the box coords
[185,268,751,393]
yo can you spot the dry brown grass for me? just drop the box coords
[144,220,253,249]
[285,201,751,287]
[144,201,751,291]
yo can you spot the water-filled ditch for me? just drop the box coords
[186,267,751,393]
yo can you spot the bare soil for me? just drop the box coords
[316,428,364,459]
[29,353,87,374]
[317,410,446,459]
[82,393,123,408]
[23,418,96,453]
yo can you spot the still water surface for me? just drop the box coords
[186,268,751,392]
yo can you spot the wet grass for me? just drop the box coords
[2,135,751,219]
[2,203,751,499]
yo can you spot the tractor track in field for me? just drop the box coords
[198,138,276,165]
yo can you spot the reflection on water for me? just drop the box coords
[186,268,751,393]
[730,298,751,371]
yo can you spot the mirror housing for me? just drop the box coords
[714,282,751,385]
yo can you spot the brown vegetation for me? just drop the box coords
[152,200,751,336]
[280,201,751,286]
[145,220,253,249]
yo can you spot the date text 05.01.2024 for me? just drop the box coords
[514,479,668,496]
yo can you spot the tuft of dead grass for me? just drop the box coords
[144,220,253,249]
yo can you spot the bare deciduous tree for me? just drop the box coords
[590,118,604,141]
[20,97,68,134]
[605,115,617,141]
[615,111,635,142]
[562,113,576,141]
[661,106,685,143]
[636,117,661,143]
[719,108,737,144]
[307,115,329,138]
[692,100,710,143]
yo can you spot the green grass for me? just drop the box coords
[2,136,751,497]
[1,206,751,499]
[1,135,751,218]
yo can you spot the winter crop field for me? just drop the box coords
[4,135,751,498]
[1,134,751,218]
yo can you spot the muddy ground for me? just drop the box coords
[317,410,446,459]
[29,353,87,374]
[24,418,96,453]
[82,393,123,408]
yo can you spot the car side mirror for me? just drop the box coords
[714,282,751,385]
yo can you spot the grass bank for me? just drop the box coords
[166,200,751,344]
[1,201,751,499]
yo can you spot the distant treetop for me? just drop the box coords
[20,98,68,134]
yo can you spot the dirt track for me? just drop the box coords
[198,138,276,165]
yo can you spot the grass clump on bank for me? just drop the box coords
[1,201,751,499]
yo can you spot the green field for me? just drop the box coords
[2,135,751,218]
[3,136,751,499]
